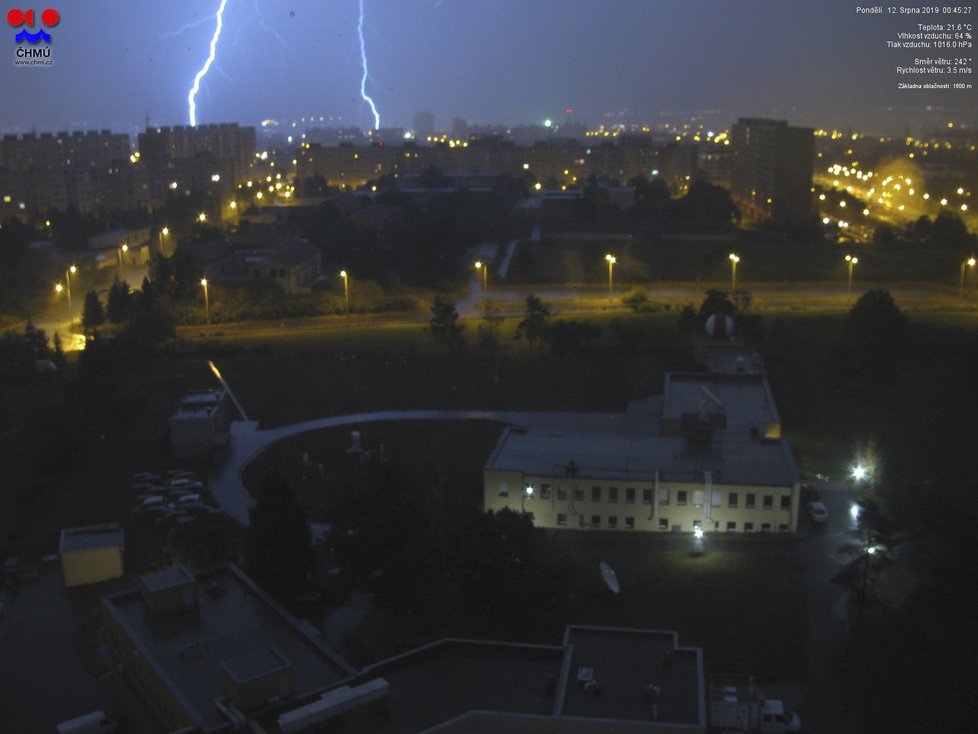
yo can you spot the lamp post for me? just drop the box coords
[200,278,210,324]
[64,264,76,323]
[845,254,859,296]
[960,256,976,297]
[522,484,534,513]
[339,270,350,315]
[728,253,740,293]
[54,282,69,324]
[605,253,616,301]
[160,226,170,254]
[118,244,128,280]
[474,260,488,303]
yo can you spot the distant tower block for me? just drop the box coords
[413,111,435,139]
[705,313,734,338]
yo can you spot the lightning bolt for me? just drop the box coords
[188,0,230,127]
[357,0,381,130]
[159,16,213,39]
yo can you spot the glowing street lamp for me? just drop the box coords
[605,253,616,300]
[197,212,207,223]
[200,278,210,324]
[118,243,128,280]
[728,253,740,293]
[845,254,859,296]
[54,282,69,324]
[522,484,534,512]
[64,264,76,322]
[339,270,350,315]
[474,260,488,302]
[960,256,976,297]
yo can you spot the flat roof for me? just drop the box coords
[59,524,124,555]
[662,373,781,428]
[140,566,193,593]
[703,344,766,376]
[327,639,565,733]
[560,626,704,727]
[487,427,798,487]
[103,565,353,730]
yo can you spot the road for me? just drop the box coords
[791,480,859,734]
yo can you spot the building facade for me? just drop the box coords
[59,523,124,587]
[730,118,814,226]
[485,360,801,535]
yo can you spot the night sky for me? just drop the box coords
[1,0,974,134]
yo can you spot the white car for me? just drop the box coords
[806,501,829,524]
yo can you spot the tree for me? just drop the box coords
[453,508,569,639]
[516,295,550,349]
[51,331,66,369]
[842,289,908,381]
[244,472,314,602]
[429,295,465,349]
[106,278,134,324]
[696,288,737,321]
[82,290,105,334]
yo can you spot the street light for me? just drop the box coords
[474,260,488,302]
[54,282,69,324]
[845,254,859,296]
[728,253,740,293]
[960,256,976,297]
[605,253,616,301]
[522,484,534,513]
[118,243,128,280]
[64,264,76,323]
[339,270,350,315]
[200,278,210,324]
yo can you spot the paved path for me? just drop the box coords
[209,409,626,525]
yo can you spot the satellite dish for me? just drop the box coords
[599,561,620,594]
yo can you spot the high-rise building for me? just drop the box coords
[137,123,256,186]
[413,111,435,139]
[730,118,814,226]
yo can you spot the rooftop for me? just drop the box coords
[560,626,704,727]
[59,523,124,555]
[102,565,353,731]
[326,639,565,733]
[662,373,781,430]
[487,426,798,487]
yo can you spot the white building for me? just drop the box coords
[485,366,800,535]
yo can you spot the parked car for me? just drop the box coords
[57,710,117,734]
[168,477,204,491]
[130,472,161,486]
[140,496,165,509]
[171,493,203,507]
[165,470,198,481]
[806,501,829,524]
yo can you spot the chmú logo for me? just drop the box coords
[7,7,60,43]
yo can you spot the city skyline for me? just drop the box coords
[2,0,974,135]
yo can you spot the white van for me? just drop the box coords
[56,710,117,734]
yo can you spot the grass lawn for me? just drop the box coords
[550,531,807,682]
[193,314,685,427]
[241,419,807,682]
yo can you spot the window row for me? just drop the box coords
[553,514,792,532]
[507,483,791,511]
